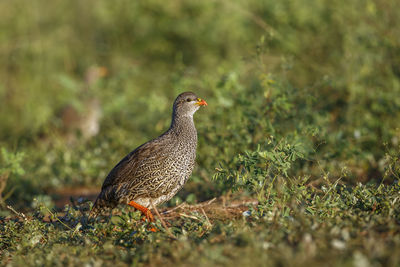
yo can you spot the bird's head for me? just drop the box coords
[173,92,207,117]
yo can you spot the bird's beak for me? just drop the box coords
[196,98,208,106]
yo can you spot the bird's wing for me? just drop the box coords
[100,139,170,192]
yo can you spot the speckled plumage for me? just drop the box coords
[90,92,206,217]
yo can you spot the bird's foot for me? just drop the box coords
[128,201,158,232]
[128,200,155,222]
[145,209,154,222]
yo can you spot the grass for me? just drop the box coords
[1,0,400,266]
[2,183,399,266]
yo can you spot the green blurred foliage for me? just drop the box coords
[1,0,400,264]
[0,148,25,205]
[0,0,399,204]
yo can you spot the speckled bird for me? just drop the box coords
[90,92,207,221]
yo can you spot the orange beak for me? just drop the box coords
[196,98,208,106]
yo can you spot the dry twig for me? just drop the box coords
[7,205,28,221]
[150,201,176,239]
[200,207,212,227]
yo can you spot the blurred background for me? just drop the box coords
[0,0,399,211]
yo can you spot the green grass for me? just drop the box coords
[1,0,400,265]
[2,182,399,266]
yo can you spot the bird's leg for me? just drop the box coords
[128,201,157,232]
[128,201,154,222]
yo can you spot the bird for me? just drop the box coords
[90,92,207,221]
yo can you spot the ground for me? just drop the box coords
[1,0,400,265]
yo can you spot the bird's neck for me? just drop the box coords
[169,114,197,142]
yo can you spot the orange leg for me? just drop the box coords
[128,201,155,222]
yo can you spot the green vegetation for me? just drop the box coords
[1,0,399,266]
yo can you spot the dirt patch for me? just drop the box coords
[51,187,99,209]
[159,197,258,222]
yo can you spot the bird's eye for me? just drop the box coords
[186,98,191,102]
